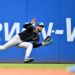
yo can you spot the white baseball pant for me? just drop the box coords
[0,35,33,60]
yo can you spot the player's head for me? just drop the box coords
[36,22,44,32]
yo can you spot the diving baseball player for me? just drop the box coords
[0,18,52,63]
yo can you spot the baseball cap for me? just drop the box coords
[38,22,44,27]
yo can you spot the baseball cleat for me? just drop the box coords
[24,58,34,63]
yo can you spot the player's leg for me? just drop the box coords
[17,42,33,63]
[0,35,22,50]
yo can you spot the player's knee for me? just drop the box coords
[28,43,33,48]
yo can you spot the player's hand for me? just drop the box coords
[31,18,36,24]
[42,41,45,46]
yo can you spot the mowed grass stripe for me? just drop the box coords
[0,64,74,68]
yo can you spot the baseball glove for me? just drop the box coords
[44,36,53,46]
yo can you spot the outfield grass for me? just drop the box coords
[0,64,74,68]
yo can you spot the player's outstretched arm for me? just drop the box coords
[23,18,36,29]
[30,18,36,24]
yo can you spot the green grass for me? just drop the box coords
[0,64,74,68]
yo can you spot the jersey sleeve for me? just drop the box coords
[33,41,42,48]
[23,23,31,29]
[23,23,34,30]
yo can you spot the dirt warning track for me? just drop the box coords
[0,68,75,75]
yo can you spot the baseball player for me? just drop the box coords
[0,18,52,63]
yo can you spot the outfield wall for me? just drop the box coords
[0,0,75,63]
